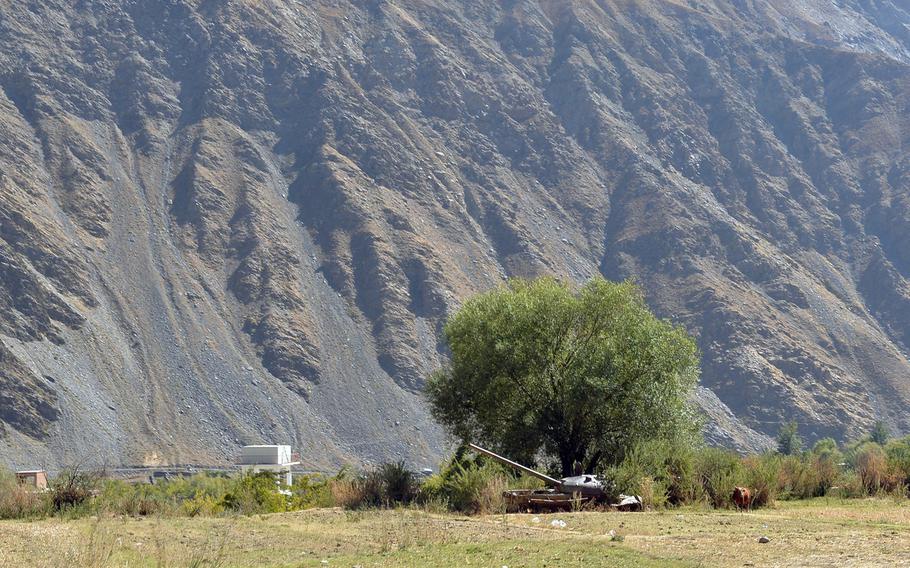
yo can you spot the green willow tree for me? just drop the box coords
[426,277,701,476]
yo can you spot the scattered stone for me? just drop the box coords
[758,536,771,543]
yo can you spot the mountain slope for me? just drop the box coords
[1,0,909,468]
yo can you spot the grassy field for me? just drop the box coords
[1,498,908,567]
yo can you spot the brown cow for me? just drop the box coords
[732,486,752,511]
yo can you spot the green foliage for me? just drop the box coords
[776,421,802,456]
[290,474,333,509]
[426,276,701,476]
[694,448,743,508]
[221,472,288,514]
[603,436,886,510]
[4,431,908,521]
[808,440,842,497]
[607,444,775,510]
[812,438,841,460]
[328,462,420,510]
[95,472,234,517]
[884,436,910,490]
[182,494,225,517]
[419,452,512,513]
[778,455,818,499]
[377,461,420,504]
[741,454,780,507]
[870,421,890,446]
[604,439,695,506]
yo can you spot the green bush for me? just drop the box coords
[870,421,890,446]
[741,454,780,507]
[830,470,865,499]
[419,455,510,514]
[694,448,743,508]
[290,474,333,509]
[11,432,910,521]
[447,463,507,514]
[95,482,163,516]
[90,472,235,517]
[885,436,910,493]
[605,439,695,506]
[778,454,818,499]
[182,493,225,517]
[635,476,670,509]
[377,461,419,504]
[221,472,288,514]
[809,438,843,497]
[326,462,420,510]
[809,453,840,497]
[776,421,803,456]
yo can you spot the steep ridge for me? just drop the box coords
[0,0,909,468]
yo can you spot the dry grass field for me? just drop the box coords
[0,498,907,567]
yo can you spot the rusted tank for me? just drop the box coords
[468,443,628,512]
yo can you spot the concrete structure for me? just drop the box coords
[239,445,299,485]
[16,470,48,490]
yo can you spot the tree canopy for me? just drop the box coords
[426,277,701,476]
[777,421,802,456]
[870,421,890,446]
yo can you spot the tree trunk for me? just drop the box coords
[558,442,588,477]
[584,450,603,474]
[558,447,574,477]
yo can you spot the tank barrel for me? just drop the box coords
[467,443,561,487]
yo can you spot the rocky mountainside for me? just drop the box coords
[2,0,910,469]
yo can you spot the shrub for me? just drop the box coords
[443,462,507,513]
[290,474,333,509]
[419,455,510,514]
[637,476,670,509]
[830,470,865,498]
[95,481,163,516]
[90,472,236,517]
[884,436,910,493]
[51,465,98,512]
[0,468,51,519]
[778,454,818,499]
[605,439,696,507]
[810,437,844,496]
[182,494,224,517]
[329,477,366,509]
[809,452,841,497]
[377,461,419,504]
[870,421,890,446]
[852,443,894,495]
[357,469,387,508]
[776,421,802,456]
[694,448,742,508]
[741,454,780,507]
[326,462,420,510]
[220,472,288,514]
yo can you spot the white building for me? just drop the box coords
[239,445,299,486]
